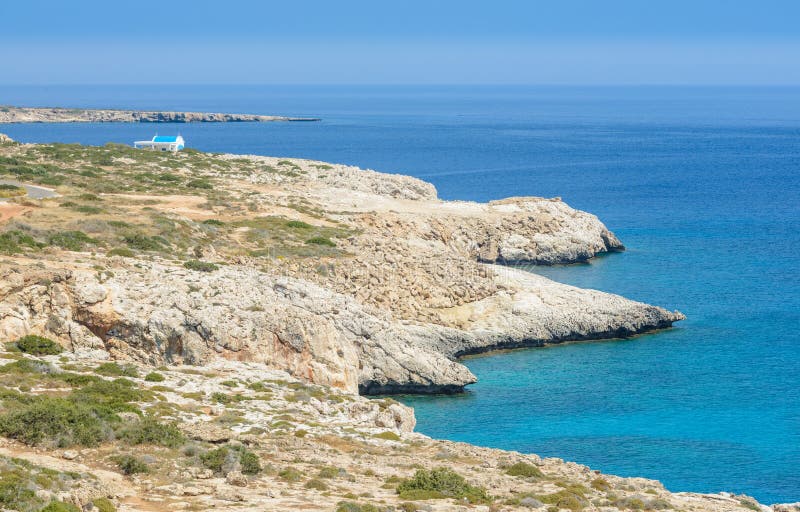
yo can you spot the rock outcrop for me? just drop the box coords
[0,142,684,394]
[0,260,681,395]
[0,106,319,123]
[0,350,770,512]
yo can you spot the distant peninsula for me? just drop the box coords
[0,106,321,123]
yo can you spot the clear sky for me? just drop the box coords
[2,0,799,85]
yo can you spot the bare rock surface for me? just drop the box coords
[0,260,681,394]
[0,144,684,393]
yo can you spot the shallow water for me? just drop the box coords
[1,85,798,503]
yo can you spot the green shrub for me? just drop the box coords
[0,376,148,446]
[122,233,165,251]
[71,378,148,414]
[200,447,228,473]
[0,397,108,446]
[39,502,81,512]
[247,381,266,392]
[201,219,224,226]
[278,467,303,482]
[590,477,611,491]
[505,462,543,478]
[200,445,260,475]
[335,502,380,512]
[0,470,37,510]
[95,362,138,378]
[239,449,261,475]
[70,205,103,215]
[304,478,328,491]
[286,220,312,229]
[144,372,164,382]
[15,335,62,356]
[396,468,489,503]
[155,173,181,182]
[183,260,218,272]
[0,230,43,254]
[318,466,341,479]
[112,455,149,475]
[47,231,96,251]
[92,497,116,512]
[739,498,761,511]
[118,416,185,448]
[305,236,336,247]
[0,358,52,375]
[187,178,213,189]
[536,488,588,512]
[373,431,400,441]
[211,392,246,404]
[612,496,646,510]
[107,247,134,258]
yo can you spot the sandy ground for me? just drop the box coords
[0,203,29,222]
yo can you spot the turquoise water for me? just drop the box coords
[1,86,799,503]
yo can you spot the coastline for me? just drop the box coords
[0,106,321,123]
[1,135,790,510]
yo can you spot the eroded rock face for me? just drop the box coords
[471,197,624,264]
[0,261,681,395]
[0,149,683,394]
[0,264,474,393]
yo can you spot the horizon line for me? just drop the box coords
[3,83,800,88]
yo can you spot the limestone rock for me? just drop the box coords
[0,258,681,394]
[225,471,248,487]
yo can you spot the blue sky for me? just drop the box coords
[2,0,799,84]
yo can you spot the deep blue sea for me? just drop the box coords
[1,85,799,503]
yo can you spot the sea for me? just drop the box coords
[1,85,798,504]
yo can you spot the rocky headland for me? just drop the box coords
[0,134,781,511]
[0,106,320,123]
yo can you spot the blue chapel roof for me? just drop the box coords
[153,136,180,143]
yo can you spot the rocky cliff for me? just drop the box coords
[0,137,783,512]
[0,138,682,395]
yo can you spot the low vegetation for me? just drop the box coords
[95,362,138,378]
[200,444,261,476]
[0,183,25,198]
[14,335,63,356]
[0,141,354,263]
[0,360,165,448]
[112,454,149,475]
[0,455,91,512]
[505,461,544,478]
[117,416,185,448]
[396,467,489,503]
[143,371,165,382]
[183,259,219,272]
[535,483,590,512]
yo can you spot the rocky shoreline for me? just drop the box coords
[0,138,684,396]
[0,106,320,123]
[0,135,781,511]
